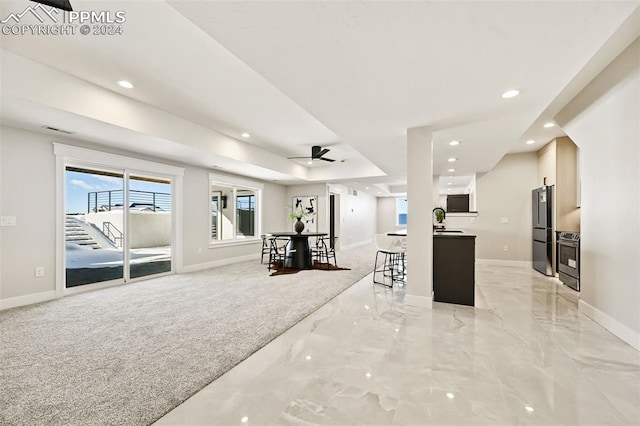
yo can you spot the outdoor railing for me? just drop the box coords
[102,222,124,247]
[87,190,171,213]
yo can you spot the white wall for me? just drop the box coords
[376,197,401,235]
[447,153,538,262]
[0,126,57,300]
[0,126,288,305]
[168,165,287,268]
[285,183,328,233]
[328,184,376,249]
[285,183,375,248]
[377,153,538,262]
[555,38,639,348]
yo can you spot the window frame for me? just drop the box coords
[54,143,184,297]
[396,197,408,227]
[208,173,263,247]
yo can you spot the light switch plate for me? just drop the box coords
[1,216,16,226]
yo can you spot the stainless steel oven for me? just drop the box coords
[557,231,580,291]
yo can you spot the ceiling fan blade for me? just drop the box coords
[320,157,336,162]
[315,148,330,158]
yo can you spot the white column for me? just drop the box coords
[406,126,434,308]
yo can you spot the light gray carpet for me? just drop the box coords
[0,244,375,426]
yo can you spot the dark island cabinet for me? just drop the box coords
[433,234,476,306]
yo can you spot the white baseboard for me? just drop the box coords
[405,292,434,309]
[178,253,259,273]
[477,258,533,268]
[0,290,57,311]
[340,239,374,251]
[578,299,640,351]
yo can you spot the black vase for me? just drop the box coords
[294,217,305,233]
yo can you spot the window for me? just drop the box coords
[210,174,262,244]
[397,198,408,226]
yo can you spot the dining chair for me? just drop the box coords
[268,237,290,271]
[312,236,338,269]
[260,234,274,264]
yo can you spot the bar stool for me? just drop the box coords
[373,234,406,288]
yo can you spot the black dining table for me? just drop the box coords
[269,232,328,269]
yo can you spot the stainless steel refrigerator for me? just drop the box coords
[532,186,553,275]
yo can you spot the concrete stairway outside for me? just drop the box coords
[65,216,101,249]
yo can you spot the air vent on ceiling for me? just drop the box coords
[347,187,358,196]
[42,125,74,135]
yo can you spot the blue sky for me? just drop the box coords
[65,171,171,214]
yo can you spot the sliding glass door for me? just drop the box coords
[65,166,125,287]
[128,174,172,279]
[64,167,173,288]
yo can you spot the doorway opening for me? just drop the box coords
[64,166,173,288]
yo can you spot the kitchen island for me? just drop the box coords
[433,230,476,306]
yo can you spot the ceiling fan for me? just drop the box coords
[288,145,335,162]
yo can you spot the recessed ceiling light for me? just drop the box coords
[365,186,370,190]
[305,355,311,360]
[448,182,452,185]
[307,161,313,165]
[543,122,555,128]
[448,168,455,172]
[525,406,535,413]
[449,140,460,146]
[241,132,250,138]
[365,373,372,378]
[446,392,455,399]
[241,416,249,423]
[448,158,457,162]
[526,139,535,145]
[502,89,520,98]
[117,80,134,89]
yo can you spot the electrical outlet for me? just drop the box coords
[503,246,509,252]
[34,267,44,278]
[501,217,509,224]
[1,216,16,227]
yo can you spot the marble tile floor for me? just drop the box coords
[155,264,640,426]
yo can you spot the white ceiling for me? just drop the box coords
[1,0,638,193]
[439,175,475,196]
